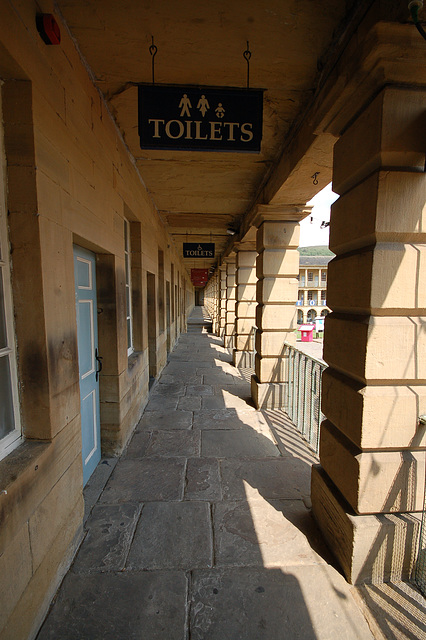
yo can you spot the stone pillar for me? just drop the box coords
[213,273,220,335]
[218,265,227,339]
[311,85,426,585]
[233,242,257,368]
[251,206,308,409]
[224,255,236,352]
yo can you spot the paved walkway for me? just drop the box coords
[37,308,422,639]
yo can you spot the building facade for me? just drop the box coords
[296,256,332,324]
[0,2,425,638]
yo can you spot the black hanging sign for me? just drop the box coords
[183,243,215,258]
[138,85,263,152]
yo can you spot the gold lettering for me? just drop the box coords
[194,121,208,140]
[240,122,254,142]
[210,121,222,141]
[148,119,165,138]
[165,120,185,139]
[185,121,193,139]
[223,122,239,141]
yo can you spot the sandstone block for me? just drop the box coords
[256,249,299,278]
[327,242,426,312]
[254,353,288,383]
[236,318,256,335]
[255,330,291,356]
[256,304,296,331]
[235,301,257,317]
[234,335,254,351]
[322,369,426,449]
[251,376,288,409]
[333,88,426,195]
[236,268,257,285]
[319,421,425,514]
[256,277,298,304]
[311,465,421,584]
[236,251,257,268]
[236,283,256,302]
[256,221,300,252]
[329,172,426,254]
[323,315,426,382]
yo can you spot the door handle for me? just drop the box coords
[95,348,103,382]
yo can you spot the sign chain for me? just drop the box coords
[149,36,158,85]
[243,41,251,89]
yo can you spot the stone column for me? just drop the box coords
[251,206,308,409]
[224,255,236,352]
[311,85,426,584]
[233,241,257,368]
[218,265,227,339]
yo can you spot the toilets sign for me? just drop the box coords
[138,85,263,152]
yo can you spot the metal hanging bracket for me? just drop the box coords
[311,172,320,186]
[149,36,158,85]
[243,41,251,89]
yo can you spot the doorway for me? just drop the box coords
[73,245,101,485]
[147,272,157,385]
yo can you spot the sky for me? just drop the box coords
[299,183,339,247]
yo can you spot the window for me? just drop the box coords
[321,290,326,300]
[124,218,133,355]
[0,118,21,459]
[307,290,313,300]
[321,271,327,282]
[308,272,313,281]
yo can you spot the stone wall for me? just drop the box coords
[0,2,193,638]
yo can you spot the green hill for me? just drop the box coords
[298,246,334,256]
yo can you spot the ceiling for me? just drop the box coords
[57,0,354,275]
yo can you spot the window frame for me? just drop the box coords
[0,105,21,459]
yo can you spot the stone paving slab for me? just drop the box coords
[178,396,201,411]
[203,372,238,385]
[185,457,222,501]
[143,430,201,458]
[127,502,213,570]
[150,382,186,397]
[144,394,179,411]
[100,458,185,503]
[189,566,374,640]
[201,429,280,458]
[137,409,193,430]
[213,498,328,568]
[72,503,142,573]
[186,383,214,396]
[83,458,118,523]
[37,571,188,640]
[201,393,255,411]
[193,409,246,430]
[159,372,203,385]
[220,458,311,501]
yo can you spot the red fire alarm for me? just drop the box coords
[36,14,61,45]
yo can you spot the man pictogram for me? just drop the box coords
[179,94,192,117]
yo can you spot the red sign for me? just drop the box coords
[191,268,209,286]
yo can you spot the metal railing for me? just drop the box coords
[285,344,327,455]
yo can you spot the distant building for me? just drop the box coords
[296,256,332,324]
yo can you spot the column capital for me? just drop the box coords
[312,20,426,137]
[222,252,236,264]
[252,204,311,227]
[234,240,257,251]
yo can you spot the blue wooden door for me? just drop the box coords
[74,246,101,485]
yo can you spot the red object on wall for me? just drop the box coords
[36,14,61,45]
[191,268,209,286]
